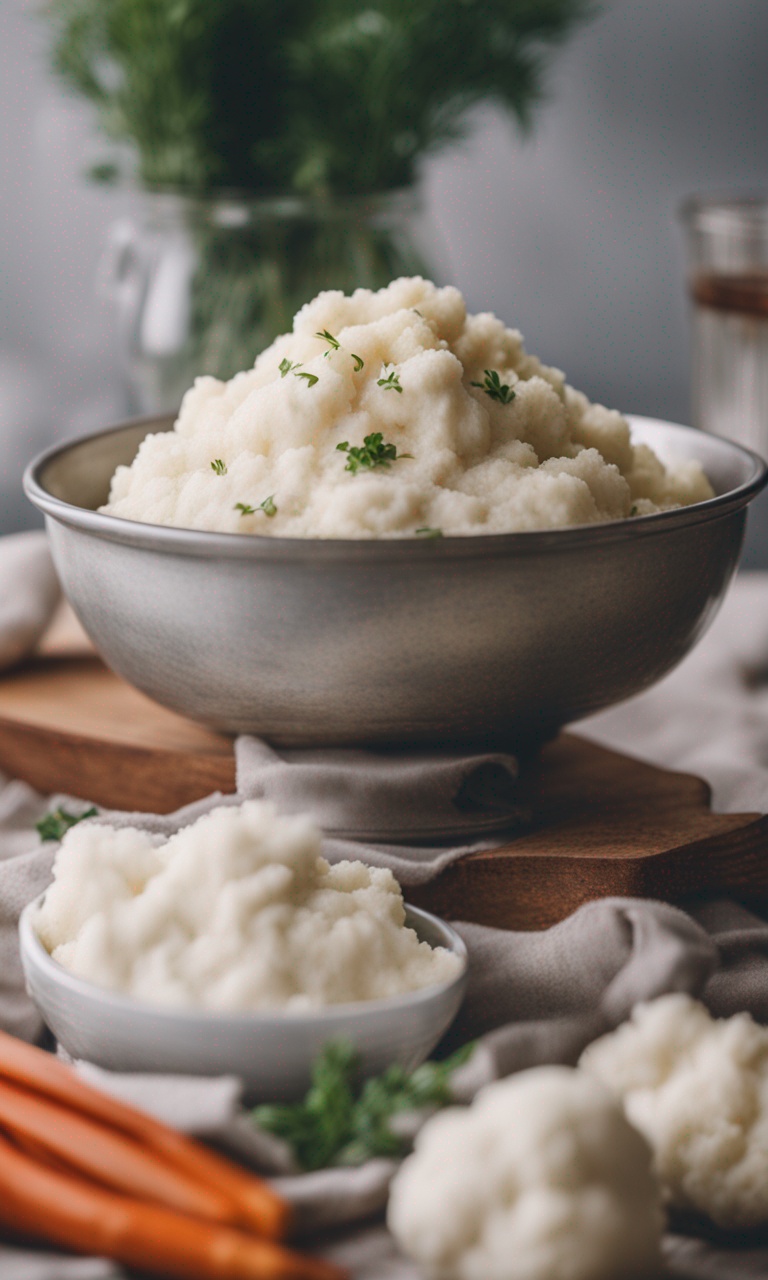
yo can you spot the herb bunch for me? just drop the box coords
[253,1041,474,1171]
[47,0,593,196]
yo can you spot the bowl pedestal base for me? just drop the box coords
[0,619,765,931]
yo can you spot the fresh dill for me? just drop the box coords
[210,458,227,475]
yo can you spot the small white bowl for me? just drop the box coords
[19,899,467,1101]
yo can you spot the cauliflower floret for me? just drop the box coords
[579,993,768,1230]
[387,1066,662,1280]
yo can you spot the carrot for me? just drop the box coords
[0,1077,235,1223]
[0,1130,346,1280]
[0,1030,290,1239]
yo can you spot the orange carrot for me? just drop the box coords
[0,1130,346,1280]
[0,1077,235,1223]
[0,1031,290,1239]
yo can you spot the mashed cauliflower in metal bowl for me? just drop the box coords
[33,801,462,1012]
[101,278,713,537]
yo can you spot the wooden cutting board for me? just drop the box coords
[0,607,765,929]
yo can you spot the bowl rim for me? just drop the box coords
[19,897,468,1026]
[23,414,768,562]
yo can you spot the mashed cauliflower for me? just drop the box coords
[102,277,713,537]
[387,1066,662,1280]
[34,801,461,1011]
[580,994,768,1230]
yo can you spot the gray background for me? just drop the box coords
[1,0,766,533]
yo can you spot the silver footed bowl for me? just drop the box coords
[24,415,768,748]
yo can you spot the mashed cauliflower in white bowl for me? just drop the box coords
[19,802,467,1100]
[24,278,768,745]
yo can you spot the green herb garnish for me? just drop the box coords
[210,458,227,475]
[630,504,639,516]
[377,367,402,394]
[253,1041,474,1171]
[351,353,364,372]
[416,527,443,539]
[36,805,98,843]
[470,369,516,405]
[279,358,301,378]
[235,497,277,517]
[316,329,340,355]
[295,371,319,388]
[336,432,411,474]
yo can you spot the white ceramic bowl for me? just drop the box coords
[19,899,468,1101]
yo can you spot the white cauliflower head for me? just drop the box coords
[579,993,768,1230]
[387,1065,662,1280]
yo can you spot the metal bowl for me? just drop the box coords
[24,415,767,747]
[19,899,467,1101]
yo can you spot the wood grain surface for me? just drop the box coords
[0,611,765,929]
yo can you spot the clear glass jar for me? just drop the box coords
[681,197,768,451]
[100,189,440,414]
[681,197,768,565]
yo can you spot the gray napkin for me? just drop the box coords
[0,532,60,671]
[236,737,525,842]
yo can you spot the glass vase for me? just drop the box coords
[100,189,439,415]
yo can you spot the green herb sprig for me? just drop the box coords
[235,496,277,517]
[316,329,340,354]
[253,1041,474,1171]
[279,358,301,378]
[377,368,402,394]
[336,432,411,474]
[295,371,319,388]
[416,527,443,539]
[470,370,516,404]
[210,458,227,475]
[36,806,98,843]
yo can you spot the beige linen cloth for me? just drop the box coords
[1,533,768,1278]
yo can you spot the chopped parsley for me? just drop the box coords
[470,369,516,405]
[351,353,365,371]
[235,497,278,517]
[316,329,340,355]
[210,458,227,475]
[36,805,98,843]
[336,432,411,474]
[253,1040,475,1171]
[279,357,301,378]
[377,367,402,394]
[416,527,443,539]
[295,371,319,388]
